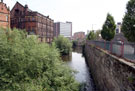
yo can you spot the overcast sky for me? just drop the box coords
[4,0,129,34]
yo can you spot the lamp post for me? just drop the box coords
[92,24,96,31]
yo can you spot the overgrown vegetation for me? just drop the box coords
[87,30,96,40]
[72,40,78,48]
[0,28,80,91]
[53,36,72,55]
[87,30,101,40]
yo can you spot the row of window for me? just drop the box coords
[38,31,53,37]
[37,16,53,25]
[11,17,36,23]
[11,18,53,28]
[38,38,53,43]
[38,23,53,30]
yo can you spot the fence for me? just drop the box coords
[87,40,135,61]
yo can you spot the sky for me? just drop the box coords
[4,0,129,34]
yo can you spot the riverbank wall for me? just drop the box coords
[84,43,135,91]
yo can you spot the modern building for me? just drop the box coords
[0,0,10,28]
[113,22,128,42]
[11,2,54,43]
[54,22,72,38]
[116,22,121,34]
[73,32,85,40]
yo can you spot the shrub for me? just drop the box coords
[0,29,79,91]
[53,36,72,55]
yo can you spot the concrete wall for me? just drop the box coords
[85,43,135,91]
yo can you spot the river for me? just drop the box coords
[62,47,96,91]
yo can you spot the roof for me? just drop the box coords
[0,1,10,11]
[11,1,53,21]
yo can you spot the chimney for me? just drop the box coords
[25,4,28,9]
[47,15,49,18]
[24,4,28,13]
[1,0,3,3]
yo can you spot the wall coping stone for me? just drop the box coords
[92,45,135,70]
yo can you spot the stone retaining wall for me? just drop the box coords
[85,44,135,91]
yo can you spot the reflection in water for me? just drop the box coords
[73,47,83,53]
[62,48,96,91]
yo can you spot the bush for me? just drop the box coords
[72,40,78,48]
[0,29,79,91]
[53,36,72,55]
[87,30,96,40]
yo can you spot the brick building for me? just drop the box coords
[0,0,10,28]
[54,23,60,38]
[11,2,54,43]
[73,32,85,40]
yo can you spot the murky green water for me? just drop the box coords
[62,47,96,91]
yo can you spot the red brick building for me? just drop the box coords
[73,32,85,40]
[0,0,10,28]
[11,2,54,43]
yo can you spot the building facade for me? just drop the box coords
[11,2,54,43]
[73,32,85,40]
[54,22,72,38]
[54,22,60,38]
[0,0,10,28]
[116,22,121,34]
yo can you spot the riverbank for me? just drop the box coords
[62,47,96,91]
[84,43,135,91]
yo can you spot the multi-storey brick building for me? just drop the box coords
[0,0,10,28]
[11,2,54,43]
[73,32,85,40]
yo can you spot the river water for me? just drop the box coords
[62,47,96,91]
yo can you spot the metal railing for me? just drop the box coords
[87,40,135,61]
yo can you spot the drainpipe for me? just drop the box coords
[120,39,124,57]
[134,44,135,55]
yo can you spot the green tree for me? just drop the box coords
[53,36,72,55]
[0,29,80,91]
[95,30,101,39]
[122,0,135,42]
[101,13,116,41]
[87,30,96,40]
[72,40,78,48]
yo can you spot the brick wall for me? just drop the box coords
[11,2,54,43]
[0,2,10,28]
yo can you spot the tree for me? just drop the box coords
[95,30,101,39]
[87,30,96,40]
[53,36,72,55]
[0,29,80,91]
[122,0,135,42]
[101,13,116,41]
[72,40,78,48]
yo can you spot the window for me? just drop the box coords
[15,9,19,16]
[28,17,30,21]
[6,15,8,22]
[32,17,35,21]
